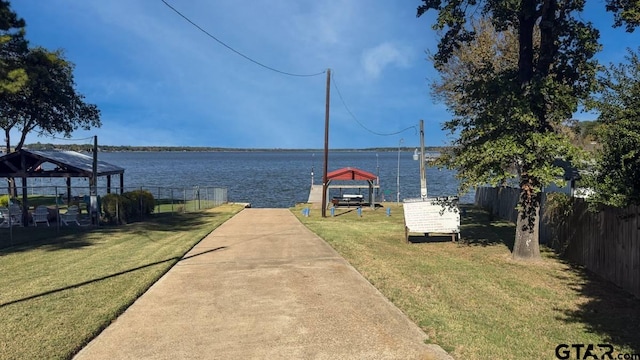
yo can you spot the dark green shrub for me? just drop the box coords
[101,193,122,225]
[125,190,155,217]
[101,190,155,225]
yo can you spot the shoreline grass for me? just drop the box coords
[293,203,640,359]
[0,203,244,360]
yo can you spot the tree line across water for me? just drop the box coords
[22,142,452,153]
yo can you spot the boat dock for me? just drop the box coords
[307,185,323,204]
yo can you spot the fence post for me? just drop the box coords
[196,186,200,210]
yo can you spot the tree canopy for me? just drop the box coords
[0,0,27,95]
[0,1,100,154]
[587,48,640,207]
[417,0,636,260]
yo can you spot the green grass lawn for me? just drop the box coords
[293,203,640,360]
[0,203,244,360]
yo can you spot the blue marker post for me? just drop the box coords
[330,207,335,217]
[357,207,362,217]
[386,207,391,217]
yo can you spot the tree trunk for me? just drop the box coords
[518,0,537,84]
[4,128,9,154]
[513,204,542,260]
[512,0,544,261]
[512,179,542,260]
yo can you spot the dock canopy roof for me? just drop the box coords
[325,167,379,209]
[0,149,124,178]
[327,167,377,181]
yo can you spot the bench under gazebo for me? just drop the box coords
[326,167,380,209]
[0,149,124,224]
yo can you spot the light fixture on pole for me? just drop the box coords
[397,138,403,205]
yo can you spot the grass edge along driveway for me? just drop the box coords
[293,203,640,360]
[0,203,244,360]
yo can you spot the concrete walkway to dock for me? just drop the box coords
[74,209,452,360]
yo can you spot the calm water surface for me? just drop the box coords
[91,151,474,208]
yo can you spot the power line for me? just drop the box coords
[331,72,417,136]
[38,134,95,142]
[161,0,326,78]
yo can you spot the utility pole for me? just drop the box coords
[321,69,331,217]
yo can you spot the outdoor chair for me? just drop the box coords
[32,205,50,227]
[60,205,80,226]
[8,204,23,227]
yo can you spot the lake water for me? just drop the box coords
[43,151,474,208]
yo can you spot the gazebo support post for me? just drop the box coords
[107,175,112,194]
[66,177,72,204]
[21,176,28,225]
[368,180,374,209]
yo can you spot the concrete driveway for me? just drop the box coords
[74,209,452,360]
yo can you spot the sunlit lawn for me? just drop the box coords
[0,203,244,360]
[293,203,640,359]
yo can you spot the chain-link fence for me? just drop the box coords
[0,185,228,225]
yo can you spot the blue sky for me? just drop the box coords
[9,0,640,149]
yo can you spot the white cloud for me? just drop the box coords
[361,42,412,79]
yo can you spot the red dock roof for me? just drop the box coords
[326,167,377,181]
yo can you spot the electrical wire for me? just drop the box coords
[161,0,326,78]
[39,134,95,142]
[331,72,417,136]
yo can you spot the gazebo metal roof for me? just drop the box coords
[0,149,125,224]
[0,149,124,178]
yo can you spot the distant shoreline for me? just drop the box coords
[23,144,448,153]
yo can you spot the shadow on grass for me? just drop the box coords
[0,246,227,308]
[470,203,640,353]
[334,209,357,217]
[0,211,225,254]
[0,227,94,253]
[459,205,515,251]
[553,258,640,354]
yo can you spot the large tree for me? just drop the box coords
[0,0,100,154]
[1,0,100,197]
[587,48,640,207]
[1,47,101,153]
[416,0,636,260]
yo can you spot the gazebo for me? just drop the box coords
[326,167,379,209]
[0,149,124,223]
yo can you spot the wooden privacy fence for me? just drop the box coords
[475,186,640,298]
[474,186,519,223]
